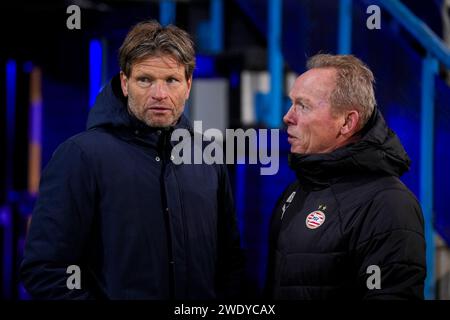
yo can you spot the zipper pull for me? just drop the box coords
[281,191,296,220]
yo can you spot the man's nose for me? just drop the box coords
[151,82,168,100]
[283,106,296,126]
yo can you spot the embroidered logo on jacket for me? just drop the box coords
[305,210,326,229]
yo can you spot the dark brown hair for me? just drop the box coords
[119,20,195,80]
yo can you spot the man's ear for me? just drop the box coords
[120,71,128,97]
[340,110,360,136]
[185,76,192,100]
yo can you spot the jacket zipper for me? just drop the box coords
[158,129,175,299]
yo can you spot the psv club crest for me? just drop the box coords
[305,205,327,229]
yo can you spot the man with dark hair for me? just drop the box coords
[265,54,426,300]
[20,21,244,300]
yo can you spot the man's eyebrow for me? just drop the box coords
[292,96,312,105]
[133,70,153,77]
[133,70,182,78]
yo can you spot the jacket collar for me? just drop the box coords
[288,108,411,190]
[86,74,193,147]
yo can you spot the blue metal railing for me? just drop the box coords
[374,0,450,300]
[420,54,439,300]
[375,0,450,69]
[89,39,103,108]
[210,0,224,53]
[338,0,353,54]
[3,60,16,299]
[268,0,283,128]
[337,0,450,299]
[160,0,176,26]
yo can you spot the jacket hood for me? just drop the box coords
[86,74,192,132]
[288,108,411,188]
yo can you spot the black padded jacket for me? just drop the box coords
[266,108,425,300]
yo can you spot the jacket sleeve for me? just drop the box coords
[20,139,97,299]
[215,164,246,299]
[352,189,426,300]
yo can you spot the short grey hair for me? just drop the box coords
[307,54,376,129]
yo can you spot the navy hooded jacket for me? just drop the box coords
[20,75,244,300]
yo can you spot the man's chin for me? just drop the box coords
[290,146,305,154]
[146,116,178,128]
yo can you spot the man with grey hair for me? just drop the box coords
[265,54,426,300]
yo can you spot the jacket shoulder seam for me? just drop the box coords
[371,186,419,204]
[355,228,425,248]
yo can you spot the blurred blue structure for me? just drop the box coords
[210,0,224,53]
[420,55,439,299]
[376,0,450,68]
[1,203,12,300]
[5,60,16,191]
[376,0,450,300]
[89,39,103,108]
[193,55,216,78]
[3,60,16,299]
[338,0,353,54]
[160,0,176,26]
[267,0,283,128]
[196,0,224,53]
